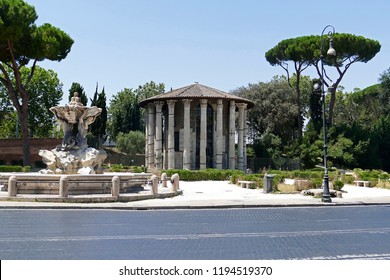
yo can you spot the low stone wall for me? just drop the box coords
[0,138,62,166]
[0,138,149,167]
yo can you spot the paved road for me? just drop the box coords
[0,206,390,260]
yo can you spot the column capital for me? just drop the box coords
[147,103,155,112]
[154,101,165,112]
[182,99,192,106]
[237,102,247,110]
[200,99,208,106]
[167,99,177,108]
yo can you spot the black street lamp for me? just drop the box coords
[313,25,336,203]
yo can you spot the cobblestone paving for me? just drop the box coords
[0,206,389,259]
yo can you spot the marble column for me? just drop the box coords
[182,99,192,170]
[216,99,223,169]
[167,100,176,169]
[147,103,155,170]
[154,101,164,170]
[243,106,248,171]
[229,100,236,170]
[144,111,149,168]
[237,103,246,170]
[199,99,207,169]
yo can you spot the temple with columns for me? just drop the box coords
[138,83,254,171]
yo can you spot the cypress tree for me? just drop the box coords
[68,82,88,106]
[88,84,107,148]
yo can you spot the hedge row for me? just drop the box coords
[2,164,388,189]
[160,169,338,188]
[104,164,146,173]
[162,169,244,181]
[0,165,30,172]
[230,169,337,189]
[353,169,390,181]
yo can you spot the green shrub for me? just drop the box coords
[379,172,390,180]
[104,164,147,173]
[110,164,124,172]
[0,165,23,172]
[22,166,31,172]
[333,180,344,191]
[162,169,244,181]
[353,169,389,186]
[132,166,146,173]
[308,178,323,188]
[229,172,241,184]
[272,174,286,184]
[157,168,389,191]
[240,174,264,188]
[341,174,354,184]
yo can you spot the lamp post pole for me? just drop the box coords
[319,25,336,203]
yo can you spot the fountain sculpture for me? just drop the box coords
[0,92,181,202]
[39,93,107,174]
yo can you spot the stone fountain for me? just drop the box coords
[0,93,181,202]
[39,93,107,174]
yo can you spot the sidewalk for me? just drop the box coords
[1,181,390,209]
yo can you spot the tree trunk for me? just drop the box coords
[19,97,31,167]
[327,78,343,127]
[327,88,336,126]
[296,73,303,138]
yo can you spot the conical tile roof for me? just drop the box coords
[139,83,254,108]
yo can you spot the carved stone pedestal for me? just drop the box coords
[39,147,107,174]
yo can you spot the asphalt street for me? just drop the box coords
[1,206,390,260]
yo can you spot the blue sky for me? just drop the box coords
[28,0,390,104]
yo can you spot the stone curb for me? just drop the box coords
[0,200,389,211]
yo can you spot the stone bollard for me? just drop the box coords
[111,176,120,197]
[8,175,17,197]
[151,175,159,194]
[171,173,180,192]
[59,176,69,197]
[161,173,168,188]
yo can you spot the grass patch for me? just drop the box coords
[276,183,298,193]
[375,181,390,190]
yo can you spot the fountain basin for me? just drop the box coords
[0,172,151,195]
[0,172,182,203]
